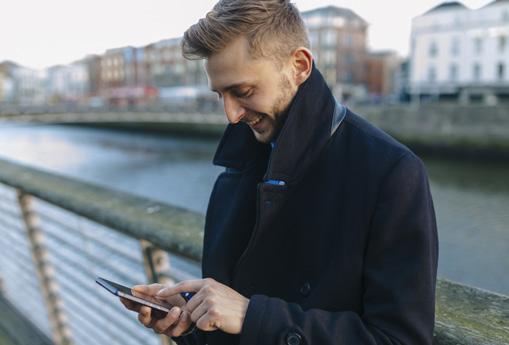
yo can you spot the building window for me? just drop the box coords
[473,63,481,81]
[333,17,345,27]
[451,37,460,56]
[499,36,507,53]
[304,15,324,28]
[449,64,458,82]
[323,50,336,65]
[474,37,483,55]
[429,41,438,57]
[428,66,437,83]
[345,53,355,65]
[344,71,353,83]
[497,63,505,81]
[323,30,337,46]
[345,35,353,47]
[309,30,319,50]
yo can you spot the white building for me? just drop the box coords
[12,66,46,106]
[410,0,509,103]
[46,63,89,104]
[0,73,14,103]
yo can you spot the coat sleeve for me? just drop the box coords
[172,329,206,345]
[239,153,439,345]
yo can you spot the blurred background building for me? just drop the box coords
[366,51,403,103]
[3,2,508,110]
[0,62,16,104]
[410,0,509,104]
[302,6,369,103]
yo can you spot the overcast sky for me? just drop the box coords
[1,0,493,69]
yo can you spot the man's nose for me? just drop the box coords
[223,95,245,124]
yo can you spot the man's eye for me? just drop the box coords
[235,90,251,98]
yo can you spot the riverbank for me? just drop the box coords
[1,104,508,159]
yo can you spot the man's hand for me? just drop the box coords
[156,278,249,335]
[119,283,193,337]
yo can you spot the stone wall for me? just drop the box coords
[352,104,509,158]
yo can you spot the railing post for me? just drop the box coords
[141,239,174,345]
[17,191,73,345]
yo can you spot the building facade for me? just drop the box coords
[366,51,402,102]
[410,0,509,103]
[46,62,89,105]
[302,6,368,102]
[0,62,16,104]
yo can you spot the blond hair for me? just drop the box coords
[182,0,309,61]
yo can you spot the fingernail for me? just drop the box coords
[133,285,143,291]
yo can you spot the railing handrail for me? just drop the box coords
[0,158,204,262]
[0,157,508,344]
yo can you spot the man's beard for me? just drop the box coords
[268,73,295,141]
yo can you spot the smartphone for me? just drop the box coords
[96,277,173,319]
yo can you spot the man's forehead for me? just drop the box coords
[205,59,258,92]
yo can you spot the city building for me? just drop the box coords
[0,61,16,103]
[9,65,46,106]
[410,0,509,104]
[82,54,102,98]
[100,46,147,106]
[366,51,402,102]
[145,38,207,89]
[302,5,369,102]
[46,62,89,105]
[143,38,211,108]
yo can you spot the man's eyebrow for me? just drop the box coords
[211,82,251,93]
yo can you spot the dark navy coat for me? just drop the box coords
[176,67,438,345]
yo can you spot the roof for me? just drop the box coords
[423,1,468,15]
[302,5,368,25]
[482,0,509,8]
[0,61,19,69]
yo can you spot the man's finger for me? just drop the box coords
[119,297,140,312]
[184,288,205,313]
[156,279,207,297]
[190,300,208,325]
[132,283,165,295]
[195,312,219,332]
[138,306,153,326]
[153,307,180,333]
[169,310,193,337]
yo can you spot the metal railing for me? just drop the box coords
[0,157,507,345]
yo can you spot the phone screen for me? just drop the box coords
[96,277,173,318]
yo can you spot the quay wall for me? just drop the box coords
[1,104,508,158]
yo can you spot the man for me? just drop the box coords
[121,1,438,344]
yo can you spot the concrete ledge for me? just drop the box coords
[0,158,508,344]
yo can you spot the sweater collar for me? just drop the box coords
[213,66,336,184]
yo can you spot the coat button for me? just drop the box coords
[286,331,302,345]
[300,282,311,297]
[264,200,272,208]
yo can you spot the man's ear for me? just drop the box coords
[291,47,313,86]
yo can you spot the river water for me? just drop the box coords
[0,123,508,295]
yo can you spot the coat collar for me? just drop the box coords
[213,66,336,184]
